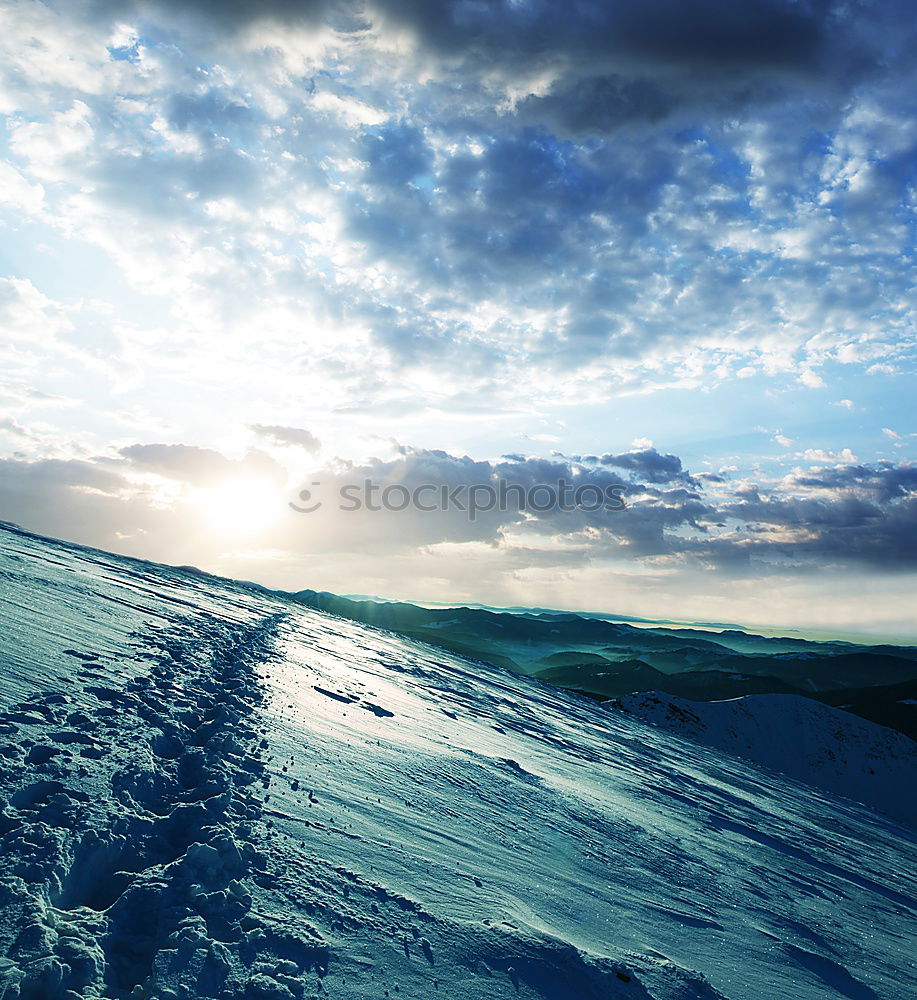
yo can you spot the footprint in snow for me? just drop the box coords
[25,746,62,765]
[313,686,356,705]
[361,703,394,718]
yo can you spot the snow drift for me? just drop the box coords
[0,522,915,1000]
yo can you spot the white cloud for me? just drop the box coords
[798,369,826,389]
[798,448,858,464]
[0,160,44,214]
[311,91,388,127]
[0,277,70,344]
[9,102,95,180]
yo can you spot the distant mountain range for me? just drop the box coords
[293,590,917,740]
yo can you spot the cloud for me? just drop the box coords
[368,0,873,118]
[0,417,40,443]
[597,448,691,485]
[0,457,151,552]
[798,368,826,389]
[798,447,858,464]
[87,0,336,33]
[279,445,917,572]
[2,442,917,643]
[9,101,94,180]
[790,462,917,504]
[119,443,286,487]
[717,491,917,570]
[0,277,69,344]
[1,0,913,400]
[250,424,322,452]
[79,1,909,143]
[0,160,44,214]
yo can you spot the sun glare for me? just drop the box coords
[195,477,284,539]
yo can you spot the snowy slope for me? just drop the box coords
[611,692,917,827]
[0,522,915,1000]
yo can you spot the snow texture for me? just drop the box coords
[611,692,917,827]
[0,522,915,1000]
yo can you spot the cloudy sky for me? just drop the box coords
[1,0,915,636]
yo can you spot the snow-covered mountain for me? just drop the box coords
[1,522,915,1000]
[610,692,917,827]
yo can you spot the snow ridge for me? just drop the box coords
[610,691,917,826]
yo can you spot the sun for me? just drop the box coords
[194,476,285,540]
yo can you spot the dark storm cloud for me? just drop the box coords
[87,0,337,32]
[717,492,917,569]
[300,446,700,556]
[370,0,827,70]
[81,0,905,137]
[313,448,917,569]
[86,0,829,64]
[790,463,917,504]
[598,448,691,485]
[707,462,917,569]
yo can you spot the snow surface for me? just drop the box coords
[612,692,917,827]
[0,522,915,1000]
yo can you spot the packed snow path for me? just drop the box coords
[0,523,915,1000]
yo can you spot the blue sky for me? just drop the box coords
[0,0,915,635]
